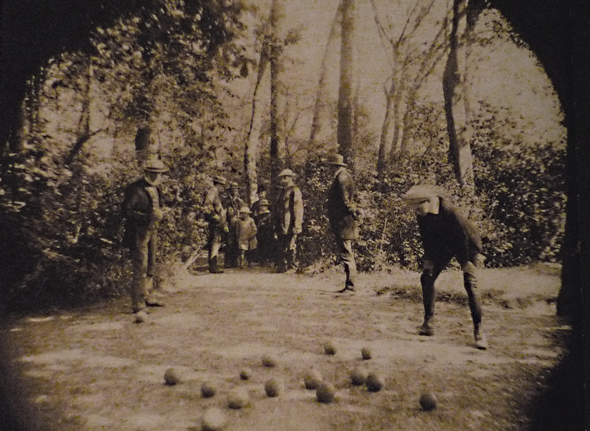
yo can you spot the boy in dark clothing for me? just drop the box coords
[403,185,488,350]
[254,199,274,266]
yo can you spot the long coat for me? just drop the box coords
[122,178,163,248]
[327,168,359,240]
[274,185,304,235]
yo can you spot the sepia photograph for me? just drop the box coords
[1,0,588,430]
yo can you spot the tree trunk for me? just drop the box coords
[269,0,284,203]
[376,78,395,182]
[244,41,270,206]
[309,3,341,146]
[337,0,354,163]
[442,0,474,188]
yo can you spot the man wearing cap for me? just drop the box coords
[274,169,304,273]
[326,154,359,293]
[402,184,487,350]
[122,157,168,322]
[203,176,229,273]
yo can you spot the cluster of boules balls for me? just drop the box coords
[164,343,438,430]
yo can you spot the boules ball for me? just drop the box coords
[227,387,250,409]
[164,368,180,386]
[201,407,227,431]
[134,311,147,324]
[264,377,285,397]
[361,347,372,360]
[201,381,217,398]
[303,369,323,390]
[366,372,384,392]
[261,354,277,368]
[324,341,336,355]
[240,368,253,380]
[316,382,336,404]
[350,367,369,386]
[419,392,438,411]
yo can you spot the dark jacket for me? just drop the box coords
[327,168,358,240]
[417,197,482,265]
[122,178,163,248]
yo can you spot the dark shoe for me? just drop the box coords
[134,310,147,324]
[146,299,165,307]
[418,323,434,336]
[336,286,355,293]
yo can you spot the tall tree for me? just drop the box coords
[442,0,479,188]
[309,2,341,146]
[337,0,355,163]
[269,0,285,202]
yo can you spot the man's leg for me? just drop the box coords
[208,225,224,273]
[418,260,447,335]
[285,234,298,273]
[131,228,150,313]
[145,228,164,307]
[336,238,357,292]
[463,255,487,349]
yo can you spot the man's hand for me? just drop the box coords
[462,261,477,273]
[223,225,229,233]
[152,208,164,223]
[292,227,302,235]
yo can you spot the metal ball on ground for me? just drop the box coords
[164,368,180,386]
[361,347,372,360]
[264,377,285,397]
[201,381,217,398]
[350,367,368,386]
[365,372,384,392]
[303,369,323,390]
[316,382,336,403]
[419,392,438,411]
[323,341,336,355]
[240,368,252,380]
[261,354,277,367]
[201,407,227,431]
[227,387,250,409]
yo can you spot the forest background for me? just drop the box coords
[0,0,566,311]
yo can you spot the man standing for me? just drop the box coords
[122,157,168,323]
[254,199,274,266]
[203,175,229,274]
[402,184,488,350]
[326,153,359,293]
[274,169,304,273]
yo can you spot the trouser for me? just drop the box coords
[336,237,357,287]
[130,225,158,312]
[207,223,223,272]
[277,233,298,272]
[420,254,482,328]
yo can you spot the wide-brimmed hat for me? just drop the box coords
[239,206,251,214]
[325,153,347,166]
[229,182,240,189]
[278,169,296,177]
[212,175,227,185]
[257,199,270,207]
[401,185,438,205]
[144,157,168,173]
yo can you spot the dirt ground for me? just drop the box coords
[0,263,570,431]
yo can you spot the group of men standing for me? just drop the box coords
[122,153,487,350]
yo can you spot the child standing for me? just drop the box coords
[234,206,257,268]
